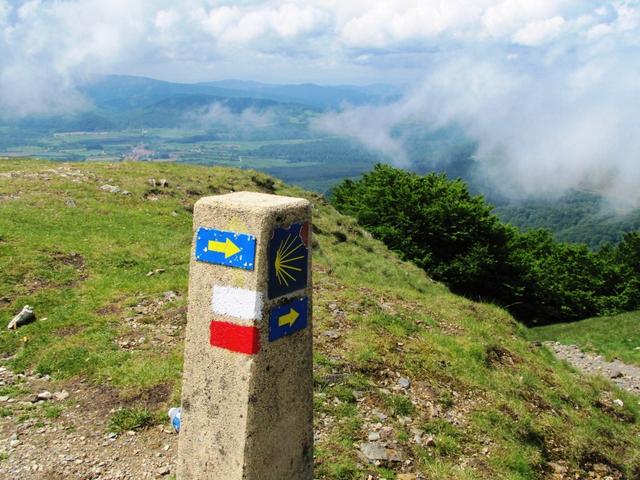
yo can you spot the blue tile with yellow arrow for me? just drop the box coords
[195,227,256,270]
[269,297,309,342]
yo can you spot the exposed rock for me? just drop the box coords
[100,185,121,194]
[323,330,341,339]
[163,291,178,302]
[387,448,403,462]
[157,465,171,476]
[7,306,36,330]
[360,442,388,461]
[367,431,380,441]
[146,269,166,277]
[398,377,411,389]
[613,399,624,408]
[35,391,52,402]
[410,427,423,444]
[53,391,69,401]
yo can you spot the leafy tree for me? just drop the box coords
[331,164,639,325]
[332,164,512,298]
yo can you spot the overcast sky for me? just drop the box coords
[1,0,639,203]
[2,1,636,86]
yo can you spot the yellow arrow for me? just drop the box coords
[278,308,299,327]
[208,238,242,259]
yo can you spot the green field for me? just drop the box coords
[528,311,640,366]
[1,159,639,479]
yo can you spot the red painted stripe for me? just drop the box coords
[210,321,260,355]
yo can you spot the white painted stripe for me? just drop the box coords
[212,285,263,321]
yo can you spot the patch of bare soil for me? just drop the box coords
[0,370,177,480]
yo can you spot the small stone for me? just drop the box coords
[0,396,8,402]
[398,475,417,480]
[360,442,388,461]
[610,370,624,379]
[100,185,120,194]
[157,465,171,476]
[65,198,77,208]
[398,377,411,389]
[36,391,53,401]
[158,179,169,188]
[613,399,624,408]
[424,435,436,447]
[163,291,178,302]
[367,432,380,441]
[53,390,69,401]
[7,305,36,330]
[387,448,403,462]
[373,411,387,421]
[323,330,341,339]
[9,439,20,448]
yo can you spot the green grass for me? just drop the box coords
[107,407,156,434]
[528,311,640,365]
[1,159,639,479]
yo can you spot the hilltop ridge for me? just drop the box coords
[0,159,638,479]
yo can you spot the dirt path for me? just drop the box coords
[544,342,640,396]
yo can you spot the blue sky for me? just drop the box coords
[1,0,639,202]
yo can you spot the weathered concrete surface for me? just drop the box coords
[177,191,313,480]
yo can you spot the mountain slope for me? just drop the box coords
[0,159,638,479]
[494,191,640,248]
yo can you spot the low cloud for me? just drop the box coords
[188,103,276,131]
[313,2,640,205]
[1,0,639,204]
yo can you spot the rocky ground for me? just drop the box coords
[0,366,178,479]
[544,341,640,396]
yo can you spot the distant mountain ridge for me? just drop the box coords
[198,79,401,109]
[2,75,398,131]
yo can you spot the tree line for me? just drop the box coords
[331,164,640,325]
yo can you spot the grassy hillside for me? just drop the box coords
[0,159,639,479]
[529,311,640,366]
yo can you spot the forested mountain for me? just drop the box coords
[494,191,640,248]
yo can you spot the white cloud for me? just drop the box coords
[512,15,565,46]
[190,102,276,131]
[0,0,639,203]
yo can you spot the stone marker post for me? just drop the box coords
[177,191,313,480]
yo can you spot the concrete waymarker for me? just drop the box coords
[177,191,313,480]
